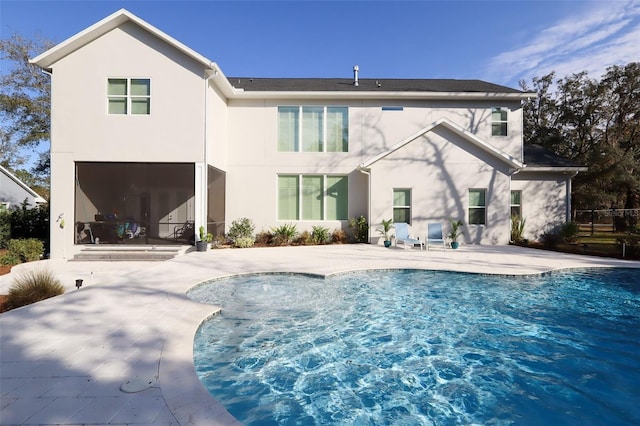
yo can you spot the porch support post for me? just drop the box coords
[195,162,206,237]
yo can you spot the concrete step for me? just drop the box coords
[72,246,188,262]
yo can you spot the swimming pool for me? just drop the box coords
[189,268,640,425]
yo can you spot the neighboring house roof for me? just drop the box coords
[523,144,587,172]
[0,165,46,206]
[360,117,524,170]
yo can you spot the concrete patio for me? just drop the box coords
[1,244,638,425]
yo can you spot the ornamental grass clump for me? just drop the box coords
[311,226,330,245]
[271,223,298,246]
[5,269,65,311]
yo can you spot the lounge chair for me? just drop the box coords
[394,222,425,250]
[426,223,446,251]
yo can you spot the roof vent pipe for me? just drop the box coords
[353,65,359,86]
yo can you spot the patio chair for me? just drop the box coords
[394,222,425,250]
[426,223,446,251]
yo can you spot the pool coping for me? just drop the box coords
[1,244,638,425]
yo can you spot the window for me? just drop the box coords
[393,189,411,224]
[278,106,348,152]
[278,175,348,220]
[491,107,507,136]
[468,189,486,225]
[108,78,150,115]
[511,190,522,217]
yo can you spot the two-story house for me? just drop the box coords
[31,9,584,259]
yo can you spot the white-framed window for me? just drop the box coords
[491,107,508,136]
[393,188,412,224]
[278,106,348,152]
[108,78,151,115]
[278,175,348,220]
[511,190,522,217]
[468,189,487,225]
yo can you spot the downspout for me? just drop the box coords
[357,165,371,243]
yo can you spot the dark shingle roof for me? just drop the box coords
[227,77,524,93]
[523,144,584,168]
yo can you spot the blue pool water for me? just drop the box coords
[189,269,640,425]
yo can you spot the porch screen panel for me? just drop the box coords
[302,176,323,220]
[278,107,299,151]
[326,107,348,152]
[302,107,323,152]
[278,175,299,220]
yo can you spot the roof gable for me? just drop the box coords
[30,9,215,71]
[360,118,524,170]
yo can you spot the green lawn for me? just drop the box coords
[526,231,640,260]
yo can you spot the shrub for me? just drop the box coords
[540,230,561,248]
[9,201,49,254]
[255,231,273,246]
[271,223,298,246]
[0,205,10,249]
[296,230,311,245]
[5,269,65,311]
[348,215,369,243]
[511,215,526,244]
[559,221,580,243]
[0,239,44,266]
[228,218,255,242]
[311,226,330,245]
[233,237,255,248]
[332,228,348,244]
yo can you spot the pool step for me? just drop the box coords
[72,246,189,261]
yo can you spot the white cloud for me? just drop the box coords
[484,0,640,86]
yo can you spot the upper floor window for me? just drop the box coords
[108,78,150,115]
[278,106,348,152]
[491,107,507,136]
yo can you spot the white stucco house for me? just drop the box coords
[0,165,46,209]
[31,9,585,260]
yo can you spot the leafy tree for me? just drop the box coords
[0,33,54,178]
[521,62,640,220]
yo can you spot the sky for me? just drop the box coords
[1,0,639,90]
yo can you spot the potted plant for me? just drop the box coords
[376,218,394,247]
[448,219,464,249]
[196,226,213,252]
